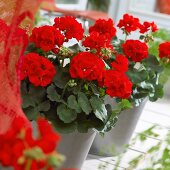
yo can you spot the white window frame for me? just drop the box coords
[56,0,88,11]
[109,0,170,28]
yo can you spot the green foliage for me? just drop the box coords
[67,95,82,113]
[21,82,50,120]
[149,29,170,85]
[127,69,148,84]
[88,0,110,12]
[102,99,132,132]
[53,67,70,89]
[128,54,165,104]
[57,104,77,123]
[21,82,46,108]
[77,92,92,115]
[47,84,61,102]
[22,76,124,133]
[90,96,107,122]
[149,29,170,57]
[24,101,50,120]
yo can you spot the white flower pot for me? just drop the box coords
[58,130,96,169]
[32,121,96,169]
[90,96,147,156]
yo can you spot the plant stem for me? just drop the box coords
[25,159,32,170]
[125,34,128,41]
[61,83,68,99]
[61,59,64,67]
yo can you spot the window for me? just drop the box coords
[55,0,88,10]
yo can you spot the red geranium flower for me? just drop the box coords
[111,54,129,72]
[117,14,140,34]
[69,52,105,82]
[82,32,113,56]
[89,18,116,40]
[103,70,132,99]
[30,25,64,52]
[159,42,170,59]
[139,21,158,33]
[54,16,84,41]
[0,117,61,170]
[20,53,56,87]
[122,40,148,62]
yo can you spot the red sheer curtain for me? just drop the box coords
[0,0,41,134]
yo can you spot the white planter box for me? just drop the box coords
[90,96,147,156]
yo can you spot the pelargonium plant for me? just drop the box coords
[117,14,169,104]
[20,14,169,134]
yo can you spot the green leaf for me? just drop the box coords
[90,96,107,122]
[143,55,163,73]
[23,100,50,120]
[37,100,51,112]
[67,95,82,113]
[77,114,104,133]
[23,107,38,120]
[47,84,61,102]
[101,104,119,132]
[149,29,170,57]
[77,92,92,115]
[77,120,93,133]
[53,67,70,89]
[118,99,133,110]
[53,119,77,133]
[57,104,77,123]
[127,69,148,84]
[89,83,100,94]
[149,84,164,101]
[21,82,46,108]
[148,142,161,153]
[44,108,77,133]
[133,93,148,99]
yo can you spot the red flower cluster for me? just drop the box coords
[0,117,61,170]
[54,16,84,41]
[82,32,113,56]
[69,52,105,82]
[20,53,56,87]
[139,21,158,34]
[103,70,132,99]
[89,18,116,40]
[117,14,140,34]
[159,42,170,59]
[122,40,148,62]
[30,25,64,52]
[83,18,116,59]
[117,14,158,34]
[111,54,129,73]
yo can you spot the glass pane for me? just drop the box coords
[130,0,157,12]
[55,0,79,4]
[130,0,170,15]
